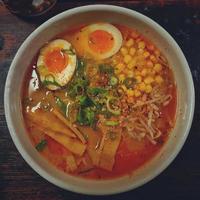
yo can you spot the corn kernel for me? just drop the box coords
[138,41,146,49]
[136,75,142,83]
[121,84,127,91]
[115,63,125,74]
[127,63,132,70]
[143,51,150,58]
[124,54,132,64]
[137,48,144,55]
[119,74,125,81]
[127,89,134,97]
[139,82,146,91]
[141,68,147,77]
[145,84,152,93]
[127,59,136,69]
[127,70,134,78]
[119,74,125,82]
[126,38,134,47]
[135,55,141,62]
[120,47,128,56]
[146,60,153,68]
[155,75,163,84]
[150,55,157,62]
[117,62,125,69]
[115,69,120,74]
[146,68,151,74]
[129,47,136,56]
[154,63,162,72]
[134,90,142,97]
[144,76,154,84]
[135,70,140,76]
[112,59,117,65]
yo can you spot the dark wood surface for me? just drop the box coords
[0,0,200,199]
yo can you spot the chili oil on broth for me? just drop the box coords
[21,23,177,179]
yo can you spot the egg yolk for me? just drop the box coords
[45,48,68,73]
[88,30,114,54]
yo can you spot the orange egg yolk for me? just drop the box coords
[45,48,68,73]
[88,30,114,54]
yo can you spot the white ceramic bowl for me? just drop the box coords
[4,5,195,195]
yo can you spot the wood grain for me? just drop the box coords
[0,1,200,200]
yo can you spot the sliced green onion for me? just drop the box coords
[109,76,118,86]
[43,74,61,87]
[87,87,108,96]
[35,139,47,151]
[61,47,75,55]
[105,121,119,126]
[106,97,121,116]
[76,59,86,76]
[68,84,84,98]
[117,86,125,97]
[78,95,94,107]
[76,107,96,127]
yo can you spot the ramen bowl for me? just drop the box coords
[4,5,194,195]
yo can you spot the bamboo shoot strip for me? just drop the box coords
[52,109,87,144]
[30,122,86,156]
[99,130,122,171]
[26,110,76,138]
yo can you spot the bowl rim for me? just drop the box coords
[4,4,195,195]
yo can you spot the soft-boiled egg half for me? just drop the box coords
[37,39,76,90]
[76,23,122,60]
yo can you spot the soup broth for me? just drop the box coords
[22,23,176,179]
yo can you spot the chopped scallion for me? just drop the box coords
[43,74,61,87]
[105,121,119,126]
[61,47,75,55]
[109,76,118,86]
[106,97,121,116]
[35,139,47,151]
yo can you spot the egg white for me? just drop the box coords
[37,39,76,90]
[79,23,123,60]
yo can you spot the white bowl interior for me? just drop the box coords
[4,5,194,195]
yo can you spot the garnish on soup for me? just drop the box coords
[22,23,177,179]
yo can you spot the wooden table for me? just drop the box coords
[0,1,200,199]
